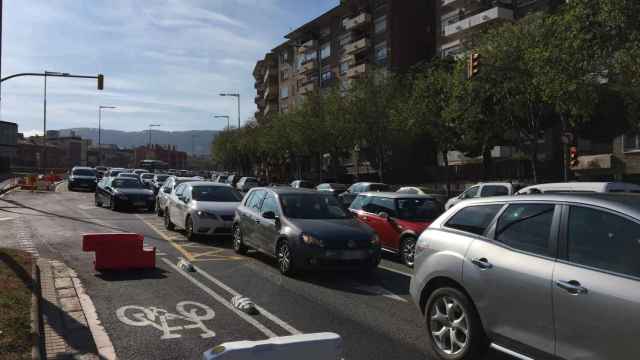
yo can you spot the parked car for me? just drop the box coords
[232,187,381,275]
[117,172,141,181]
[444,182,523,210]
[338,182,390,207]
[396,186,448,208]
[516,181,640,195]
[94,166,108,180]
[349,192,442,267]
[215,175,229,183]
[410,193,640,360]
[164,182,243,240]
[236,177,259,193]
[68,166,97,191]
[155,176,199,216]
[105,168,125,178]
[316,183,348,196]
[226,174,240,188]
[133,169,149,176]
[290,180,316,189]
[140,173,155,188]
[151,174,170,195]
[178,170,191,177]
[95,177,155,211]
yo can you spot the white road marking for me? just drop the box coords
[78,205,97,210]
[0,216,14,221]
[353,284,408,303]
[116,301,216,340]
[379,265,412,278]
[161,257,277,338]
[191,263,301,335]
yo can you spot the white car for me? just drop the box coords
[444,182,522,210]
[163,181,242,240]
[155,176,199,216]
[516,181,640,195]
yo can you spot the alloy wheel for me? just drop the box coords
[402,237,416,267]
[186,218,194,239]
[277,242,292,274]
[429,295,469,356]
[233,227,242,251]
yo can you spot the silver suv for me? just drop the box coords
[410,193,640,360]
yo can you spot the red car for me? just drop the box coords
[348,192,442,267]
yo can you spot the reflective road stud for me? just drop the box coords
[202,332,343,360]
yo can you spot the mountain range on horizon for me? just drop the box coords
[57,128,219,156]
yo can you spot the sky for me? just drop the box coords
[1,0,338,137]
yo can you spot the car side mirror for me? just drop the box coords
[378,211,389,220]
[262,211,276,220]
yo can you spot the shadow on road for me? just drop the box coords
[95,267,169,281]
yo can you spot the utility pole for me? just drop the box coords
[219,93,240,128]
[214,115,230,129]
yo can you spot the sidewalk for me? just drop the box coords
[38,259,115,359]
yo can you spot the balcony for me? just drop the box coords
[255,96,265,109]
[298,60,316,74]
[344,38,370,55]
[264,86,277,100]
[346,63,367,78]
[343,13,371,31]
[298,82,315,95]
[263,67,277,84]
[441,0,480,10]
[341,54,356,66]
[264,103,277,116]
[443,7,514,38]
[297,39,317,54]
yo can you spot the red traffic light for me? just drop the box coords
[97,74,104,90]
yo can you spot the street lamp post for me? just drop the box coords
[98,106,117,166]
[191,134,199,157]
[219,93,240,128]
[214,115,230,129]
[148,124,160,149]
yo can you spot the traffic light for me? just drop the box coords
[97,74,104,90]
[569,146,579,167]
[468,52,480,79]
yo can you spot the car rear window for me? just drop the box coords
[72,169,96,176]
[445,204,504,235]
[480,185,509,197]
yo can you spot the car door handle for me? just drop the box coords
[556,280,588,295]
[471,258,493,270]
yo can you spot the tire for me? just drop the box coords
[164,209,175,230]
[185,216,197,241]
[424,287,488,360]
[232,225,247,255]
[400,236,417,268]
[110,197,118,211]
[276,239,295,276]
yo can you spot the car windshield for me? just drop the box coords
[396,198,441,221]
[119,173,138,178]
[111,178,142,189]
[192,186,242,202]
[280,194,351,219]
[141,174,154,179]
[72,169,95,176]
[369,184,389,191]
[155,175,169,182]
[330,184,347,191]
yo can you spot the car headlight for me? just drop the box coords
[196,210,218,219]
[301,233,324,247]
[370,234,380,246]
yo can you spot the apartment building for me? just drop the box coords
[437,0,563,58]
[252,52,279,122]
[252,0,437,118]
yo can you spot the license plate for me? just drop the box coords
[325,250,367,260]
[133,201,146,207]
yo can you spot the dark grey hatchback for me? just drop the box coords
[232,187,381,275]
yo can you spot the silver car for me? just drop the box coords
[410,193,640,360]
[155,176,199,216]
[164,181,242,240]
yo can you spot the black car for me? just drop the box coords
[95,177,155,211]
[68,167,97,191]
[140,173,155,188]
[232,187,381,275]
[338,182,390,207]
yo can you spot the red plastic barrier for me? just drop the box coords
[82,233,155,270]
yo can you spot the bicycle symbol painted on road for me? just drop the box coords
[116,301,216,339]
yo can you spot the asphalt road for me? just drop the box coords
[0,184,513,360]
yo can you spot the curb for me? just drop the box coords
[31,260,44,360]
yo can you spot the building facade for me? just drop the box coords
[134,145,187,169]
[0,121,18,173]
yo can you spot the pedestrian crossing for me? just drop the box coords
[14,217,40,257]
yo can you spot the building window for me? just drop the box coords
[375,41,388,61]
[374,15,387,34]
[338,33,351,47]
[281,69,289,81]
[280,86,289,99]
[281,51,289,62]
[441,44,464,58]
[623,134,640,152]
[339,62,349,75]
[321,71,332,82]
[320,43,331,60]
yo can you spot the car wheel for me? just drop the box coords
[277,240,294,276]
[110,197,118,211]
[164,209,175,230]
[424,287,488,360]
[185,216,196,241]
[401,236,417,268]
[232,225,247,255]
